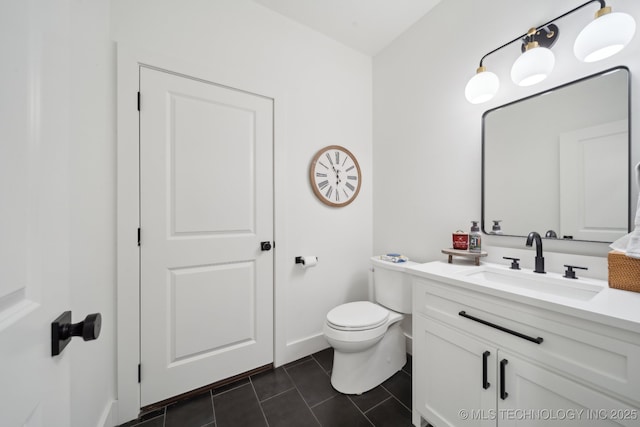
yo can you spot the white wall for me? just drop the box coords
[373,0,640,276]
[69,1,117,427]
[111,0,373,366]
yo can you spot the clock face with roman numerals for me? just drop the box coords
[309,145,361,207]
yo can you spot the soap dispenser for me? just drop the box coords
[491,220,503,234]
[469,221,482,252]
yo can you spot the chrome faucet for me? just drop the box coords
[526,231,545,274]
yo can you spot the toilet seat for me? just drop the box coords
[326,301,390,331]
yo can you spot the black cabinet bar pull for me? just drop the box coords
[459,311,543,344]
[500,359,509,400]
[482,351,490,390]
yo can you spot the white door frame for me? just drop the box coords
[116,45,287,424]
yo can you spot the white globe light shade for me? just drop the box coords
[574,11,636,62]
[465,69,499,104]
[510,46,555,87]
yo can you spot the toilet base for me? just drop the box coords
[330,322,406,394]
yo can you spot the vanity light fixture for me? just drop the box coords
[465,0,636,104]
[574,6,636,62]
[464,66,500,104]
[510,28,556,87]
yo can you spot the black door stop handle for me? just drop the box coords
[52,311,102,356]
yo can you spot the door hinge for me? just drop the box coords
[137,228,141,246]
[138,364,141,383]
[137,91,141,111]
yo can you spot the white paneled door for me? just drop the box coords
[559,120,628,242]
[1,0,71,425]
[139,67,274,405]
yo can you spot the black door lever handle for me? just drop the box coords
[52,311,102,356]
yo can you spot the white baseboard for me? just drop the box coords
[276,333,329,367]
[97,399,118,427]
[276,331,413,367]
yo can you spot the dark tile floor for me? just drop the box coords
[119,349,413,427]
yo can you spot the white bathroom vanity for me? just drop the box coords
[409,260,640,427]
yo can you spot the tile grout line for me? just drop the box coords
[210,380,250,398]
[361,411,376,426]
[308,393,338,410]
[209,389,216,427]
[283,359,324,426]
[306,352,339,411]
[381,371,413,413]
[129,413,165,427]
[248,375,271,427]
[310,351,332,376]
[362,395,395,415]
[391,393,412,414]
[281,356,313,372]
[256,385,297,404]
[345,394,376,427]
[297,386,324,426]
[380,383,411,412]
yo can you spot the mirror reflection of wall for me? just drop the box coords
[483,67,629,243]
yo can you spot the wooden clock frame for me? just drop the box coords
[309,145,362,207]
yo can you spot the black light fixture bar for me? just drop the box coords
[477,0,605,68]
[465,0,635,103]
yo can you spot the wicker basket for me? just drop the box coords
[608,250,640,293]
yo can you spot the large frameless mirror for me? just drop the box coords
[482,67,630,243]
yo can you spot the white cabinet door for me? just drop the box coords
[139,67,274,405]
[414,316,497,427]
[499,350,639,427]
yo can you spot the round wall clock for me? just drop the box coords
[309,145,361,207]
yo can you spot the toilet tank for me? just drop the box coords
[371,256,416,313]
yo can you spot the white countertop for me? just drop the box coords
[408,260,640,334]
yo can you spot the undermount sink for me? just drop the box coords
[458,265,605,301]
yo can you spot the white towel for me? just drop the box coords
[611,162,640,258]
[610,232,629,252]
[626,163,640,258]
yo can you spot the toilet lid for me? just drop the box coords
[326,301,389,331]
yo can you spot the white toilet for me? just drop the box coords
[323,256,415,394]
